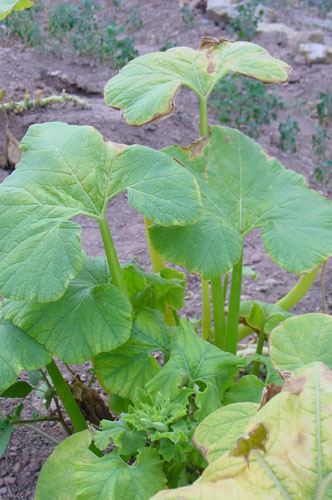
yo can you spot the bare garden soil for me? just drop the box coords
[0,0,332,498]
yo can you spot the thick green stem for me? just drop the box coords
[144,217,165,272]
[46,360,102,456]
[46,359,88,433]
[275,267,319,310]
[211,276,226,349]
[98,215,129,298]
[199,96,212,341]
[238,266,320,341]
[252,328,265,377]
[202,279,212,340]
[225,251,243,354]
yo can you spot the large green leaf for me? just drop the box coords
[0,0,34,20]
[94,309,173,400]
[35,431,96,500]
[150,126,332,278]
[147,320,243,419]
[0,315,51,392]
[152,363,332,499]
[122,263,185,313]
[2,255,132,364]
[223,375,264,405]
[270,313,332,372]
[0,122,200,301]
[76,448,166,500]
[105,39,290,126]
[193,402,259,464]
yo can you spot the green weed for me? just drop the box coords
[211,74,283,138]
[180,5,195,30]
[229,0,264,41]
[312,125,332,184]
[279,117,300,152]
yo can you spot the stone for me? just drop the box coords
[206,0,239,22]
[298,43,332,64]
[257,23,324,49]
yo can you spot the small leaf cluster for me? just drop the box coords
[279,116,300,153]
[0,0,141,68]
[211,74,284,138]
[228,0,264,41]
[312,89,332,184]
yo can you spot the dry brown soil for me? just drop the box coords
[0,0,332,498]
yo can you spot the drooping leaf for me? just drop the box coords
[76,447,166,500]
[2,254,132,364]
[147,320,243,415]
[94,419,146,456]
[152,363,332,500]
[105,39,290,126]
[223,375,264,405]
[122,263,186,313]
[0,381,33,398]
[94,309,173,400]
[239,300,292,333]
[0,316,51,392]
[270,313,332,372]
[35,431,96,500]
[0,0,34,20]
[0,122,200,301]
[193,402,259,463]
[150,127,332,278]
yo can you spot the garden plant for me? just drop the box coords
[1,30,332,500]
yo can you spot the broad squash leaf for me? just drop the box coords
[94,309,173,400]
[0,315,51,392]
[193,402,259,463]
[105,39,290,126]
[0,0,34,20]
[122,263,186,313]
[35,430,95,500]
[152,363,332,499]
[2,254,132,364]
[150,126,332,278]
[76,447,166,500]
[270,313,332,372]
[223,375,264,405]
[0,122,200,301]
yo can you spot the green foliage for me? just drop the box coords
[229,0,264,41]
[0,0,140,68]
[180,5,195,30]
[317,88,332,125]
[211,74,283,138]
[1,1,43,47]
[2,36,332,499]
[279,116,300,152]
[312,125,332,184]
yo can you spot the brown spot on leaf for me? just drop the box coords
[189,134,209,158]
[225,136,232,143]
[283,375,306,395]
[69,374,113,426]
[199,36,230,50]
[259,383,282,409]
[296,433,305,446]
[230,423,268,463]
[107,141,127,152]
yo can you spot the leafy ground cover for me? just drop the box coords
[0,0,332,499]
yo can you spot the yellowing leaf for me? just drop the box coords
[105,39,290,126]
[152,363,332,500]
